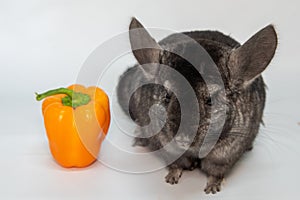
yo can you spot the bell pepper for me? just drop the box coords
[36,84,110,168]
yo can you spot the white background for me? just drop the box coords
[0,0,300,199]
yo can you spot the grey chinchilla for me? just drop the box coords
[117,18,277,194]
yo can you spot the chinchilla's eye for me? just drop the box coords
[205,97,212,106]
[166,92,171,99]
[164,92,171,103]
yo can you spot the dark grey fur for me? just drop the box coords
[117,18,277,194]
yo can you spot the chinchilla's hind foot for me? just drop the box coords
[186,159,201,171]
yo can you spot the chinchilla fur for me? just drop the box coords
[117,18,277,194]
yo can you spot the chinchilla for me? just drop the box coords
[117,18,277,194]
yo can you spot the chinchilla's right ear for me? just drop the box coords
[228,25,278,87]
[129,17,162,65]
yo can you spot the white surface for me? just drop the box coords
[1,0,300,199]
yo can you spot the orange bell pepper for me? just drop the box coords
[36,84,110,168]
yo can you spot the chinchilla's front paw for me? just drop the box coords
[204,176,223,194]
[165,167,183,185]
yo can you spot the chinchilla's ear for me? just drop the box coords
[228,25,277,86]
[129,17,162,65]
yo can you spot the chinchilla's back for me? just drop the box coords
[159,31,239,48]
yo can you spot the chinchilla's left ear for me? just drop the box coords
[228,25,277,86]
[129,17,162,65]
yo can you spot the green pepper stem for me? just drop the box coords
[36,88,73,101]
[35,87,91,108]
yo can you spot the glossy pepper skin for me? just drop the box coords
[36,84,110,168]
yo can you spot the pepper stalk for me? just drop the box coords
[36,87,91,108]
